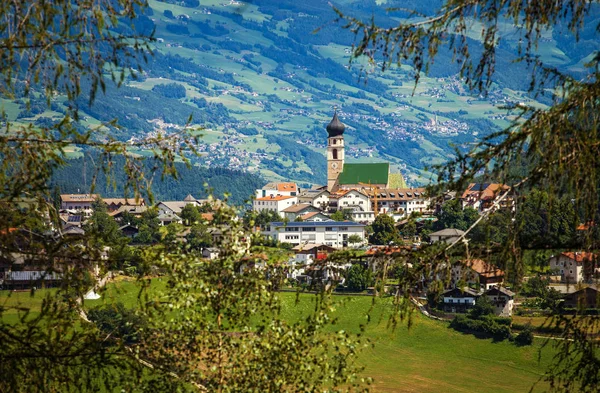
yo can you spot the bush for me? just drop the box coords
[514,326,534,346]
[345,263,373,292]
[88,303,147,345]
[450,314,511,341]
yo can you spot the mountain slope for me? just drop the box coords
[6,0,596,188]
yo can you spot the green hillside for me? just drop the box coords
[4,0,596,187]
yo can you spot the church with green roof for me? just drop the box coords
[325,112,393,192]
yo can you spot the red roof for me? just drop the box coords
[561,252,595,264]
[465,259,504,279]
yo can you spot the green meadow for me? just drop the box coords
[2,279,554,392]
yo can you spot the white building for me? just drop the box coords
[485,286,515,317]
[267,221,366,249]
[549,252,594,283]
[253,195,298,214]
[366,188,431,221]
[330,189,371,212]
[60,194,99,216]
[255,182,298,199]
[297,189,331,210]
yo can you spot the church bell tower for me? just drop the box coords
[326,111,345,192]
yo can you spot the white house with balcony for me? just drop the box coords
[253,195,298,214]
[266,221,366,249]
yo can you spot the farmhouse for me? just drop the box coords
[441,287,480,313]
[451,259,505,290]
[549,251,596,283]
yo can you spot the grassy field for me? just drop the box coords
[0,278,555,393]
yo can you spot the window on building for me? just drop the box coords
[332,149,338,160]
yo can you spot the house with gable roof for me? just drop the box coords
[157,194,208,216]
[461,183,513,213]
[253,195,298,214]
[281,203,321,221]
[451,259,505,290]
[549,251,597,283]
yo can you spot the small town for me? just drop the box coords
[0,0,598,392]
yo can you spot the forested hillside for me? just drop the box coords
[50,156,263,206]
[5,0,597,187]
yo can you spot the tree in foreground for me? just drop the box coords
[0,2,370,391]
[335,1,600,391]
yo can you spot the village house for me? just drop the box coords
[549,252,596,283]
[440,286,515,316]
[562,286,599,309]
[157,211,182,226]
[255,182,298,199]
[287,243,335,280]
[298,211,332,222]
[297,189,330,210]
[281,203,321,221]
[102,198,146,212]
[252,195,298,214]
[60,194,99,215]
[441,287,481,313]
[157,194,208,216]
[485,286,515,317]
[267,221,366,249]
[429,228,466,244]
[329,189,371,212]
[460,183,513,213]
[365,187,431,220]
[451,259,505,290]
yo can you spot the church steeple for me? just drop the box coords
[326,110,345,192]
[326,110,345,138]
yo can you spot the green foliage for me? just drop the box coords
[515,190,577,249]
[135,203,369,391]
[469,296,494,319]
[186,223,213,250]
[347,234,363,246]
[514,326,534,346]
[369,214,399,245]
[84,199,124,245]
[151,83,187,99]
[345,264,373,292]
[434,199,479,232]
[88,302,147,345]
[330,209,352,221]
[450,314,512,341]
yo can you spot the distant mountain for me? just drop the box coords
[7,0,596,187]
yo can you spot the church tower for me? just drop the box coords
[326,111,345,192]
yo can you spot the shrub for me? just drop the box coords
[515,326,534,346]
[88,303,147,345]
